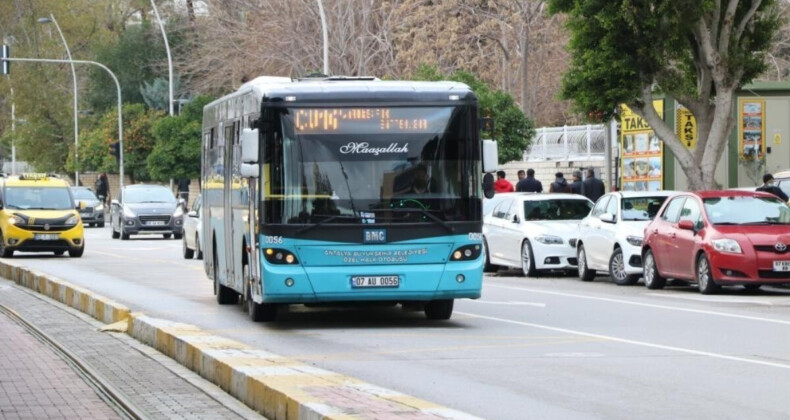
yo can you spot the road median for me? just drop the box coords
[0,259,483,420]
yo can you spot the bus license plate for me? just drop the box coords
[34,234,59,241]
[146,221,166,226]
[351,275,399,288]
[773,261,790,272]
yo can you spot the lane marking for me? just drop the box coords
[457,311,790,370]
[485,283,790,326]
[643,292,790,306]
[468,300,546,307]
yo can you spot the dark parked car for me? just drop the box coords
[110,184,184,240]
[70,187,105,227]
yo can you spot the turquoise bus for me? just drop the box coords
[202,76,496,322]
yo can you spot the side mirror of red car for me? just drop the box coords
[678,220,695,231]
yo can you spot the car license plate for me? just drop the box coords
[351,275,400,288]
[773,261,790,272]
[146,221,166,226]
[34,234,59,241]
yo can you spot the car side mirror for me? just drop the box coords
[77,201,86,210]
[599,213,615,223]
[678,220,695,231]
[111,199,120,207]
[0,201,4,210]
[512,214,520,224]
[188,210,198,218]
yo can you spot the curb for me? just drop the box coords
[0,260,484,420]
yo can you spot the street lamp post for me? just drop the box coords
[316,0,329,75]
[1,57,125,191]
[38,15,79,185]
[149,0,174,116]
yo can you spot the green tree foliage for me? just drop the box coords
[71,104,163,183]
[414,64,535,164]
[549,0,781,190]
[146,96,213,181]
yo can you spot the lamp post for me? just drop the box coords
[38,15,80,185]
[149,0,173,116]
[316,0,329,75]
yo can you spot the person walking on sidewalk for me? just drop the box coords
[177,178,191,204]
[582,168,605,202]
[494,170,515,193]
[94,173,110,207]
[549,172,571,193]
[570,170,584,195]
[516,168,543,193]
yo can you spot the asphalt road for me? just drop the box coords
[12,226,790,419]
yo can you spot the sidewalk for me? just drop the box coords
[0,280,264,420]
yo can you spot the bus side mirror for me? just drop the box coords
[241,163,259,178]
[483,173,495,199]
[482,139,498,174]
[241,128,259,164]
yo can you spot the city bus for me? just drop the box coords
[202,76,496,322]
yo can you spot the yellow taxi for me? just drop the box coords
[0,173,85,258]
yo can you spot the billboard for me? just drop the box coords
[620,100,664,192]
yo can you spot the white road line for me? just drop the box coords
[485,283,790,326]
[643,292,787,306]
[456,311,790,370]
[468,300,546,308]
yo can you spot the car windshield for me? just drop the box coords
[524,199,592,221]
[621,196,668,221]
[124,187,175,204]
[4,187,74,210]
[71,188,97,201]
[704,196,790,225]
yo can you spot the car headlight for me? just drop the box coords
[95,203,104,212]
[535,235,564,245]
[123,206,136,218]
[173,206,184,218]
[8,215,26,225]
[626,235,643,247]
[65,216,78,226]
[711,238,742,254]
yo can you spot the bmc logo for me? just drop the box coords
[363,229,387,244]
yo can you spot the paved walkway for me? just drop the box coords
[0,280,264,420]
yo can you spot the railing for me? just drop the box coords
[525,124,607,161]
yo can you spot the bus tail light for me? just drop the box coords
[264,248,299,265]
[450,244,481,261]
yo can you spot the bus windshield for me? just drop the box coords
[265,106,479,225]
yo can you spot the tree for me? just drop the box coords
[146,95,212,181]
[415,65,535,164]
[550,0,781,190]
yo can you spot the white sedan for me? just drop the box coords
[576,191,673,285]
[484,193,593,276]
[182,193,204,259]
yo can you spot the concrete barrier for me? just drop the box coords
[1,259,484,420]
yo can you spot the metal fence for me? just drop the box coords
[525,124,607,161]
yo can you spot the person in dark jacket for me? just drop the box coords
[94,173,110,206]
[177,178,191,203]
[582,169,605,202]
[516,168,543,193]
[493,170,515,193]
[756,173,789,202]
[569,170,583,195]
[549,172,571,193]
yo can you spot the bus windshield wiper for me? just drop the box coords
[370,208,454,233]
[296,214,359,234]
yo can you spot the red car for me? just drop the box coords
[641,190,790,294]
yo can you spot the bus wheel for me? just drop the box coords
[214,251,237,304]
[424,299,454,320]
[247,286,277,322]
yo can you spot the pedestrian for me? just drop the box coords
[549,172,571,193]
[493,170,515,193]
[517,170,526,181]
[94,173,110,206]
[570,170,584,195]
[582,168,606,202]
[178,178,191,203]
[516,168,543,193]
[756,173,789,202]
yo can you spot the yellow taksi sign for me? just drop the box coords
[676,105,697,150]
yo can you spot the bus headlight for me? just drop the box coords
[264,248,299,264]
[450,244,481,261]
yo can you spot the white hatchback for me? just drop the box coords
[182,193,204,260]
[576,191,673,285]
[483,194,593,276]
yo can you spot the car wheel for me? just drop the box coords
[246,266,277,322]
[174,233,183,240]
[195,235,203,260]
[89,223,95,228]
[577,244,596,282]
[483,239,498,273]
[696,254,720,295]
[182,237,194,259]
[610,248,639,286]
[98,222,105,228]
[521,240,537,277]
[54,251,65,256]
[163,233,172,239]
[424,299,454,320]
[214,250,237,304]
[743,284,761,291]
[0,231,13,258]
[111,221,120,239]
[121,230,130,240]
[643,249,666,290]
[68,246,84,258]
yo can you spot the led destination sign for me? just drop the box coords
[293,108,431,134]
